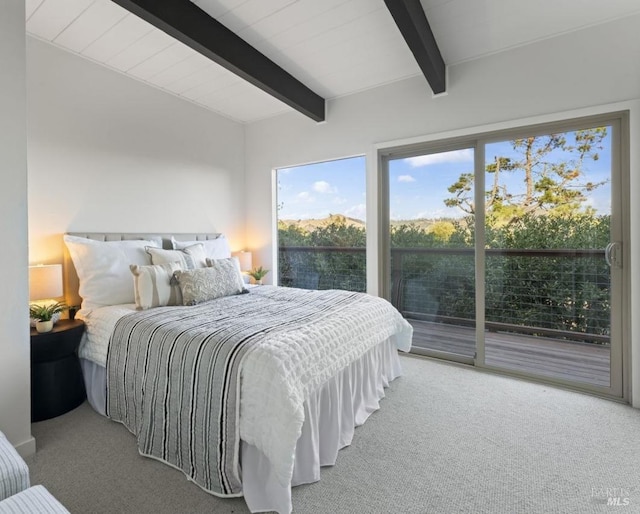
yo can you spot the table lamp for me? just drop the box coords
[29,264,64,332]
[232,251,253,284]
[29,264,63,301]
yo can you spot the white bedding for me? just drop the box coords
[80,337,402,513]
[78,287,413,504]
[77,303,136,365]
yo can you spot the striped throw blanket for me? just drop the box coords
[106,287,412,496]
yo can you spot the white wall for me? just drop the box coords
[27,37,246,266]
[0,2,35,455]
[245,14,640,402]
[0,32,246,452]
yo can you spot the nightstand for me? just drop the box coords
[30,319,86,422]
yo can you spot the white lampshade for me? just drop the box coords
[233,251,253,272]
[29,264,63,301]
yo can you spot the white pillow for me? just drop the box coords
[171,236,231,260]
[130,262,183,310]
[146,244,207,268]
[64,235,160,310]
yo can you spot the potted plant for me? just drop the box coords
[29,302,68,333]
[248,266,269,285]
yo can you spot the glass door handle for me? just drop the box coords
[605,242,622,268]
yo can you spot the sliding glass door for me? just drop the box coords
[481,124,622,394]
[387,146,476,363]
[383,114,626,397]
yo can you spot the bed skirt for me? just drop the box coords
[80,337,402,514]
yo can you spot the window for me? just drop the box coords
[276,156,366,291]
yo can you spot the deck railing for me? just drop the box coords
[278,245,610,345]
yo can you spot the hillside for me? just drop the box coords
[279,214,439,232]
[279,214,364,232]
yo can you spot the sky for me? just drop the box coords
[277,156,367,220]
[276,128,612,222]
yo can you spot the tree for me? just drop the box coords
[278,222,309,246]
[445,128,608,226]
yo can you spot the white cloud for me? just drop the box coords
[389,207,463,222]
[333,197,348,205]
[312,180,337,194]
[583,195,611,215]
[345,203,367,221]
[398,175,416,183]
[404,148,474,168]
[415,210,445,219]
[296,191,315,203]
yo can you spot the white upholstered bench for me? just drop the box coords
[0,432,70,513]
[0,485,69,513]
[0,432,29,502]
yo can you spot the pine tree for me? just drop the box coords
[444,128,608,227]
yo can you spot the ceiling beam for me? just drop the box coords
[384,0,446,94]
[112,0,326,122]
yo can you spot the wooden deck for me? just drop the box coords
[408,319,610,388]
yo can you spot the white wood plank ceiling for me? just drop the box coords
[25,0,640,124]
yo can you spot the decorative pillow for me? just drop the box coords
[207,257,245,290]
[173,259,244,305]
[130,262,183,310]
[206,256,243,276]
[146,244,206,269]
[64,235,160,310]
[172,236,231,260]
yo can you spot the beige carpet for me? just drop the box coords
[26,355,640,513]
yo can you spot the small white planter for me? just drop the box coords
[35,320,54,333]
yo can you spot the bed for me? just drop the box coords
[63,232,413,514]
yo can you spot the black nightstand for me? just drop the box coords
[30,319,86,422]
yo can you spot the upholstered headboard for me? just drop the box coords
[63,232,221,307]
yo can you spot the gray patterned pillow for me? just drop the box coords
[173,259,244,305]
[207,257,245,289]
